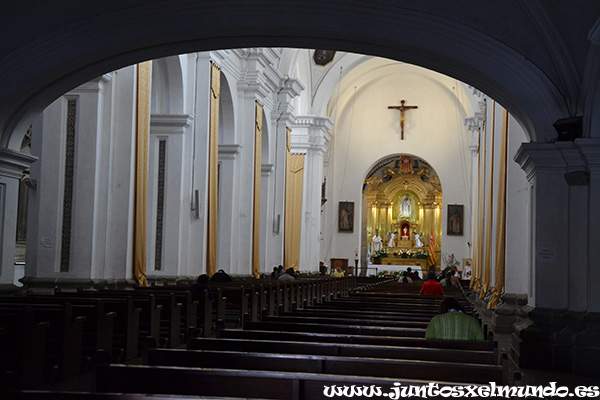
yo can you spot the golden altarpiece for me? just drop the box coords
[363,155,442,269]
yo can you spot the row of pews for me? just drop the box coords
[1,277,516,399]
[0,276,355,391]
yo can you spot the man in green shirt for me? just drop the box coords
[425,297,484,341]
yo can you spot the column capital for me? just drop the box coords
[150,114,193,134]
[555,141,586,172]
[218,144,241,160]
[0,148,37,179]
[514,142,566,182]
[71,74,112,94]
[575,138,600,171]
[272,78,305,128]
[290,116,334,154]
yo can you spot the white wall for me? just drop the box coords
[322,62,474,268]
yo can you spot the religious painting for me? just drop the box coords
[447,204,463,235]
[313,50,336,66]
[338,201,354,233]
[462,258,472,280]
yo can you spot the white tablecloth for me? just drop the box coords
[367,264,423,277]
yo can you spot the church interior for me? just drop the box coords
[1,1,600,398]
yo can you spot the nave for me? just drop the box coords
[0,276,510,399]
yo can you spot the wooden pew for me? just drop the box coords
[0,296,115,363]
[0,307,48,389]
[243,320,427,337]
[53,294,141,360]
[262,314,429,328]
[217,328,496,352]
[95,363,476,400]
[0,303,85,381]
[2,392,222,400]
[187,336,497,364]
[144,348,506,384]
[57,292,162,350]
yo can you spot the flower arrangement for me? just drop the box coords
[390,249,429,259]
[376,270,402,278]
[373,248,389,258]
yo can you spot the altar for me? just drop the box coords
[367,263,423,277]
[375,257,428,269]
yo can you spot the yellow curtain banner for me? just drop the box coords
[207,62,221,277]
[133,61,152,287]
[488,110,509,309]
[284,128,304,270]
[480,101,496,300]
[252,102,263,279]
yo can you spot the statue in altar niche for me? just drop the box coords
[371,230,383,252]
[414,232,424,248]
[400,195,411,218]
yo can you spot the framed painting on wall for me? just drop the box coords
[447,204,464,235]
[338,201,354,233]
[462,258,472,280]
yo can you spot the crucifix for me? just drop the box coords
[388,100,418,140]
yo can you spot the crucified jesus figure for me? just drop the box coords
[388,100,418,140]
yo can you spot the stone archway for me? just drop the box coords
[2,2,580,150]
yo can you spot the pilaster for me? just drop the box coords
[232,49,283,275]
[0,148,37,287]
[514,143,569,309]
[268,78,304,271]
[575,138,600,313]
[512,142,573,371]
[291,116,333,271]
[147,114,193,279]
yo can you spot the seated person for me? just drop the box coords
[278,267,297,282]
[412,270,421,281]
[420,271,444,295]
[425,297,484,341]
[188,274,214,301]
[399,267,413,283]
[271,265,284,279]
[332,267,345,278]
[441,270,460,287]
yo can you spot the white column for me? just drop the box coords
[468,131,479,259]
[515,143,569,309]
[104,66,137,282]
[556,142,588,312]
[217,144,240,275]
[0,148,36,286]
[187,54,212,276]
[148,114,193,279]
[231,48,283,276]
[260,163,274,272]
[69,76,113,279]
[292,116,333,271]
[26,76,113,282]
[267,78,304,271]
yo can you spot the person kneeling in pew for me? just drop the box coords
[425,297,484,341]
[189,274,214,301]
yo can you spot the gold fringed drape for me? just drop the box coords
[252,102,263,279]
[284,129,304,270]
[488,110,509,309]
[207,62,221,277]
[133,61,152,287]
[470,128,482,289]
[480,101,496,300]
